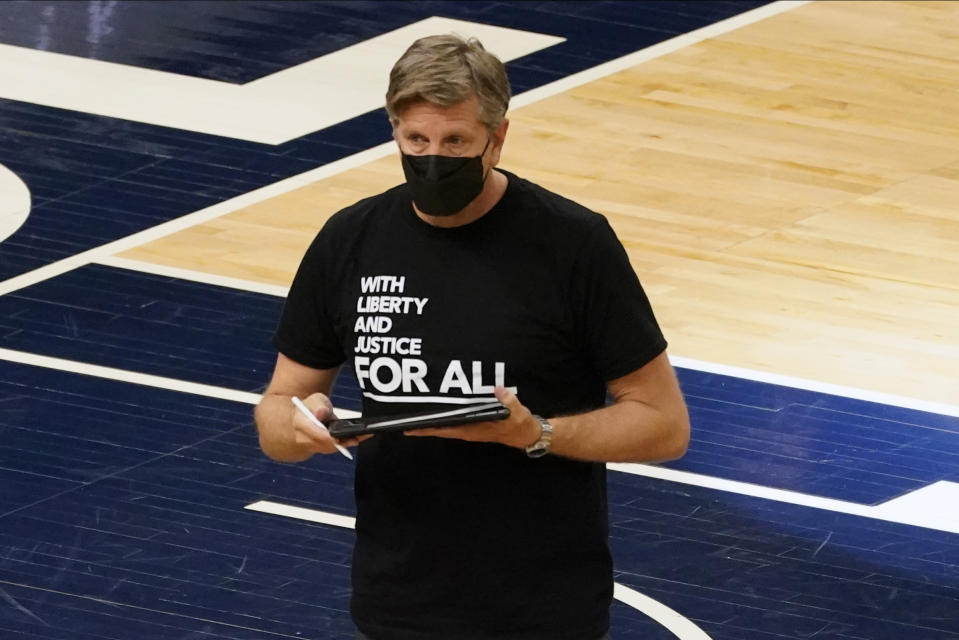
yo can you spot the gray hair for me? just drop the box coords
[386,34,511,132]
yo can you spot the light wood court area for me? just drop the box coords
[119,1,959,406]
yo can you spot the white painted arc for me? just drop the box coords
[613,584,714,640]
[0,163,31,244]
[0,17,564,144]
[245,500,715,640]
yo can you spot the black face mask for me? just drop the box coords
[401,139,491,217]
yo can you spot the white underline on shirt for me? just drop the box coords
[361,392,506,404]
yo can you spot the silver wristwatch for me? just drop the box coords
[524,415,553,458]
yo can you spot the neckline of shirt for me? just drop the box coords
[400,169,516,237]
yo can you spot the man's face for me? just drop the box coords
[394,95,506,169]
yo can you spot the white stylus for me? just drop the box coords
[291,396,353,460]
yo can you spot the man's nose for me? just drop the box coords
[423,141,444,155]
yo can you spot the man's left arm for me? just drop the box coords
[544,351,689,462]
[408,350,690,463]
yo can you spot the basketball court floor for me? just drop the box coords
[1,1,957,638]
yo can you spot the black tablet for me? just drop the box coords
[328,402,510,439]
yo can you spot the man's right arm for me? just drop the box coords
[254,352,345,462]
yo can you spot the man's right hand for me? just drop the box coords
[254,355,354,462]
[290,392,361,455]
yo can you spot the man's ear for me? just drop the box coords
[490,118,510,166]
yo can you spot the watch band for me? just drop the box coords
[524,415,553,458]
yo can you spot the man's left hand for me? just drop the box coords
[405,386,540,450]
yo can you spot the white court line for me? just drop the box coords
[0,0,810,299]
[245,499,715,640]
[1,347,262,404]
[96,256,290,297]
[870,481,959,532]
[609,463,959,535]
[0,347,361,417]
[246,500,356,529]
[669,355,959,419]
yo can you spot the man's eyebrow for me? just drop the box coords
[398,125,473,139]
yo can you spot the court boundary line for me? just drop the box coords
[0,347,362,417]
[0,347,264,405]
[608,464,959,535]
[96,255,290,297]
[0,0,810,299]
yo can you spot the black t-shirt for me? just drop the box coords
[274,170,667,640]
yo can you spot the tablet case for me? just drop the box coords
[328,402,510,438]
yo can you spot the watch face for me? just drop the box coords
[525,416,552,458]
[526,444,549,458]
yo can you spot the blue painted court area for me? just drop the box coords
[0,265,283,392]
[677,373,959,505]
[1,364,957,639]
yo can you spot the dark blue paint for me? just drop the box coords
[0,264,358,409]
[1,362,957,639]
[608,476,959,639]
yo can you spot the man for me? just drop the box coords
[255,34,690,640]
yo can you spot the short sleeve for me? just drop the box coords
[272,228,346,370]
[571,218,667,381]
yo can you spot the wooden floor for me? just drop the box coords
[120,0,959,406]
